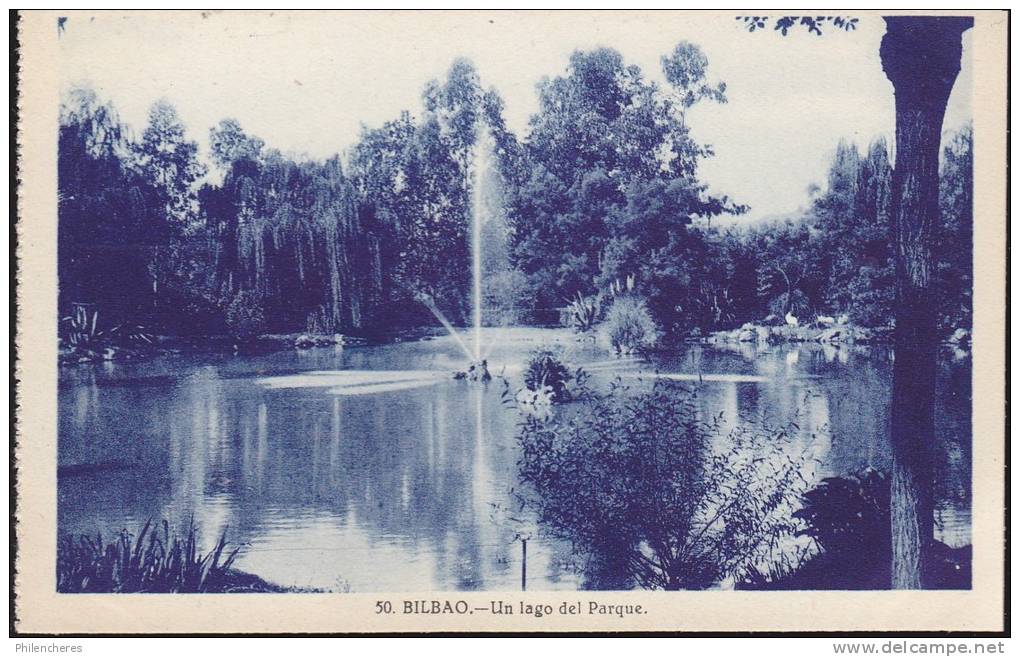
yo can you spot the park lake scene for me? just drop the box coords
[55,13,973,592]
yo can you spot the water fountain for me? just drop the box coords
[418,125,502,378]
[471,129,487,363]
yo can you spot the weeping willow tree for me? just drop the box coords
[209,150,382,335]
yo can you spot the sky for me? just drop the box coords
[57,10,973,221]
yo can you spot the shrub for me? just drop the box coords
[483,268,535,326]
[565,292,600,333]
[522,349,574,403]
[60,302,154,350]
[766,289,811,320]
[597,296,661,353]
[741,468,971,590]
[845,266,896,328]
[225,290,265,340]
[516,379,811,590]
[306,304,335,334]
[61,303,100,347]
[793,468,890,559]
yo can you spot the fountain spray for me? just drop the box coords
[471,127,489,362]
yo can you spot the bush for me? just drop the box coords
[306,304,336,334]
[522,349,574,403]
[225,290,265,340]
[516,379,811,589]
[483,268,535,326]
[60,302,154,350]
[845,266,896,327]
[597,296,661,353]
[741,468,971,590]
[766,289,811,320]
[793,468,890,559]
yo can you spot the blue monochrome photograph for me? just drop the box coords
[49,10,988,598]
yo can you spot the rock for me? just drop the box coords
[755,326,770,342]
[294,334,316,349]
[737,328,757,342]
[771,325,802,343]
[816,326,872,343]
[815,328,844,343]
[852,326,873,343]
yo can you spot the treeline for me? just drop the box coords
[58,43,972,341]
[58,58,509,337]
[708,129,972,332]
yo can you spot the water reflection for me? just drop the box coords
[57,330,971,590]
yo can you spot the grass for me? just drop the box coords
[57,518,281,593]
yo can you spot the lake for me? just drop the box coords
[57,328,972,591]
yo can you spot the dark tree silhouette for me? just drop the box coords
[879,16,972,589]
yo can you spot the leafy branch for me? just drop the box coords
[736,16,859,36]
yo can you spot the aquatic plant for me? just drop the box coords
[522,349,575,403]
[60,302,154,350]
[597,296,661,354]
[57,519,243,593]
[61,303,100,347]
[513,384,556,421]
[606,274,635,299]
[516,379,812,590]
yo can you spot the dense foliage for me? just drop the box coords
[522,349,574,402]
[58,43,972,340]
[505,45,743,331]
[515,379,811,590]
[685,129,971,333]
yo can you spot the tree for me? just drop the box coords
[136,100,206,229]
[57,87,157,322]
[807,138,895,324]
[507,45,741,327]
[215,152,374,333]
[739,14,973,588]
[936,125,974,330]
[134,100,208,305]
[209,118,265,171]
[880,15,972,589]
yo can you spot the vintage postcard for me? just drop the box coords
[13,9,1007,634]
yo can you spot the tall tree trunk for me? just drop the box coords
[880,16,971,589]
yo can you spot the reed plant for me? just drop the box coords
[57,519,241,593]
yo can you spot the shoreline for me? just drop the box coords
[58,322,972,366]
